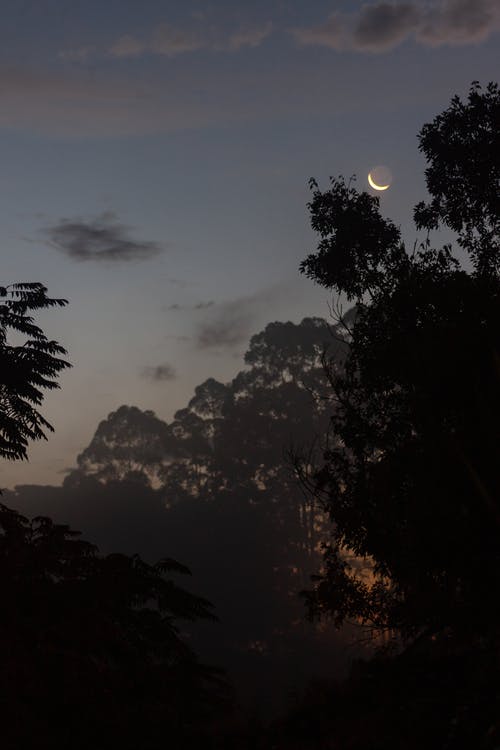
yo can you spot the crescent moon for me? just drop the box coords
[368,172,390,191]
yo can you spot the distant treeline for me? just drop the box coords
[4,315,359,712]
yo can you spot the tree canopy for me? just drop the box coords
[299,82,500,644]
[0,286,227,746]
[0,282,70,461]
[0,503,225,748]
[11,316,351,711]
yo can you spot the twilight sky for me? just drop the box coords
[1,0,499,487]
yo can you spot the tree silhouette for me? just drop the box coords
[30,317,351,711]
[0,282,69,462]
[0,503,226,748]
[414,81,499,276]
[0,288,230,746]
[299,82,500,643]
[295,81,500,745]
[76,404,174,486]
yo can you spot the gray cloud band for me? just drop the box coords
[293,0,500,52]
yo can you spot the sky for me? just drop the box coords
[1,0,498,487]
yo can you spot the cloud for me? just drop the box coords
[197,300,255,350]
[292,0,500,53]
[194,281,315,352]
[165,301,214,311]
[107,21,272,59]
[151,24,204,56]
[109,35,145,59]
[417,0,500,45]
[141,363,177,382]
[0,66,171,137]
[58,46,95,63]
[354,3,420,51]
[165,334,190,343]
[108,26,205,59]
[195,292,271,350]
[292,13,348,50]
[226,22,273,51]
[44,213,163,263]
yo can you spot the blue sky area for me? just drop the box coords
[1,0,499,486]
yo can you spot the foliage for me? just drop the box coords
[0,503,225,748]
[0,284,228,746]
[298,82,500,645]
[76,405,174,486]
[270,638,500,750]
[23,317,351,708]
[414,80,500,275]
[300,177,402,300]
[0,282,70,461]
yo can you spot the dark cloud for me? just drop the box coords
[293,0,500,52]
[195,284,297,352]
[194,301,215,310]
[354,3,420,51]
[141,364,177,382]
[197,307,254,350]
[44,213,163,263]
[196,298,258,350]
[418,0,500,45]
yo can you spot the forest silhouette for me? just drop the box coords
[1,82,499,748]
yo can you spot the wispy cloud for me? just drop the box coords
[165,300,214,312]
[108,35,145,59]
[141,363,177,382]
[165,334,190,343]
[63,21,273,62]
[196,290,274,351]
[58,46,96,63]
[226,22,273,51]
[292,0,500,53]
[197,299,255,350]
[44,212,163,263]
[0,66,168,136]
[194,281,316,352]
[110,25,203,59]
[417,0,500,45]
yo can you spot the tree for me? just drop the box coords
[414,80,499,276]
[76,405,175,486]
[298,82,500,645]
[0,290,227,746]
[65,318,349,704]
[0,282,70,461]
[0,503,223,748]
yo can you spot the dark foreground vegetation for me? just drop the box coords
[1,82,499,748]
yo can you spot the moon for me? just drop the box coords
[368,172,390,191]
[368,165,392,191]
